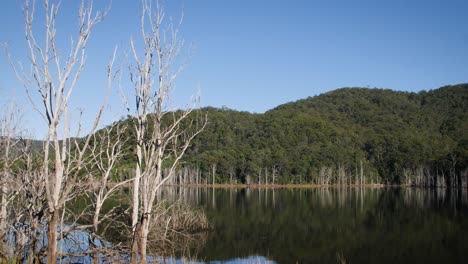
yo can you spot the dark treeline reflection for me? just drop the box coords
[158,187,468,264]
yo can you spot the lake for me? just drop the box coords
[160,187,468,264]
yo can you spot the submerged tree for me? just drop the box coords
[6,0,117,262]
[125,1,207,263]
[0,103,22,260]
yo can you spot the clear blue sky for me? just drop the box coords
[1,0,467,138]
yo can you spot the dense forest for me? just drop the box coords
[115,84,468,186]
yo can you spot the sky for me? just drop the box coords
[1,0,467,138]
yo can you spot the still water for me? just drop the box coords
[163,187,468,264]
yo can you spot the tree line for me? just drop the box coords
[114,84,466,187]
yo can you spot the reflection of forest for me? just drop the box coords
[159,187,468,264]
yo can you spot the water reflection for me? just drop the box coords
[159,187,468,264]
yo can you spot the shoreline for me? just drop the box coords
[107,182,450,189]
[162,183,402,189]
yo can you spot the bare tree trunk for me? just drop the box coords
[125,1,207,262]
[211,164,217,185]
[179,168,183,185]
[355,160,358,185]
[272,166,277,185]
[131,222,141,264]
[0,164,10,258]
[6,1,112,262]
[46,211,58,264]
[450,154,458,187]
[360,160,364,185]
[337,163,345,186]
[258,168,262,185]
[131,130,143,264]
[0,183,6,255]
[139,216,150,264]
[229,167,234,184]
[91,219,100,264]
[0,103,20,259]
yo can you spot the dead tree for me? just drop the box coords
[17,141,47,264]
[6,1,114,263]
[0,103,22,260]
[84,123,131,264]
[125,1,207,263]
[210,163,217,185]
[271,165,278,185]
[0,105,48,263]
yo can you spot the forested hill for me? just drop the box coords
[176,84,467,185]
[114,84,467,186]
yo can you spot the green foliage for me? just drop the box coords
[116,84,468,185]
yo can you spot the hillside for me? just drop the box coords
[117,84,468,185]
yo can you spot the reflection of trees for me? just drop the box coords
[176,187,468,264]
[66,188,209,261]
[147,200,208,257]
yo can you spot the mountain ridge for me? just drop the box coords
[84,83,467,185]
[177,83,467,185]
